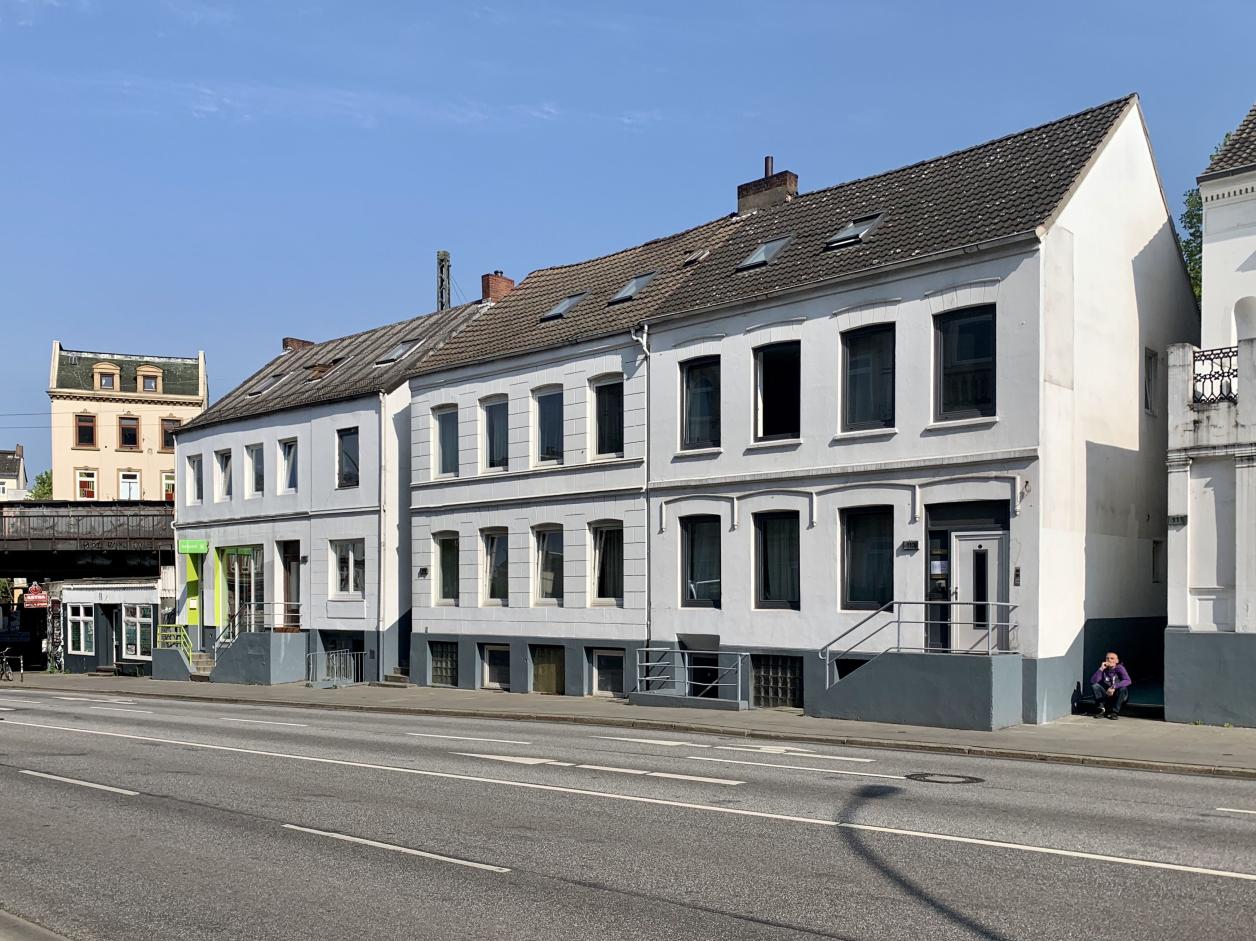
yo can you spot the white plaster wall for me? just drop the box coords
[1200,168,1256,348]
[1187,456,1237,631]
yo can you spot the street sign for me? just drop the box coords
[178,539,209,554]
[23,583,49,609]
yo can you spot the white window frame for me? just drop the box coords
[532,385,564,466]
[590,648,625,697]
[121,603,154,661]
[590,374,625,460]
[67,604,94,655]
[482,644,511,690]
[481,528,509,606]
[533,525,564,606]
[76,469,97,501]
[330,539,366,597]
[118,470,141,501]
[335,427,360,490]
[433,406,459,478]
[246,443,264,498]
[433,532,460,606]
[215,449,232,501]
[590,521,625,605]
[161,470,176,502]
[481,396,509,473]
[279,439,298,494]
[186,455,203,505]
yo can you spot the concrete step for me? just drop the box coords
[384,672,410,684]
[188,673,211,683]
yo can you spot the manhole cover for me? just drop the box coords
[905,772,984,784]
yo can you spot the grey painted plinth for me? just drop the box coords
[1165,628,1256,727]
[628,690,748,711]
[806,651,1024,731]
[211,632,308,686]
[152,647,193,681]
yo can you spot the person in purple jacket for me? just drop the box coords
[1090,651,1132,719]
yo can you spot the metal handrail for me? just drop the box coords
[306,650,365,687]
[636,647,747,700]
[212,601,304,657]
[156,624,193,660]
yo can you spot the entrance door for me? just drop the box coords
[278,541,301,631]
[222,547,264,631]
[531,645,565,695]
[949,532,1009,652]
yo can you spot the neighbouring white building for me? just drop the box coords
[0,445,28,501]
[404,95,1196,729]
[1166,101,1256,727]
[170,300,486,684]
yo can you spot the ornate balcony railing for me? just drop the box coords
[1193,346,1238,404]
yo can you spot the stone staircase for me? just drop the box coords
[369,671,412,689]
[187,651,215,682]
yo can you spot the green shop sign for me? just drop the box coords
[178,539,209,554]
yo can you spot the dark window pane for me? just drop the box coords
[537,391,563,461]
[161,419,180,451]
[682,357,720,449]
[595,527,624,599]
[842,506,894,609]
[438,537,459,601]
[536,529,564,600]
[681,515,721,607]
[486,534,508,600]
[595,382,624,455]
[936,306,995,419]
[755,512,800,608]
[972,548,988,629]
[437,410,458,475]
[485,401,509,469]
[756,342,801,440]
[119,417,139,449]
[843,325,895,430]
[76,415,95,447]
[337,428,359,487]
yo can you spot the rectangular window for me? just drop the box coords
[280,439,298,493]
[118,416,140,450]
[246,444,264,497]
[534,527,564,603]
[160,418,180,452]
[482,644,511,690]
[118,470,140,500]
[1144,348,1159,415]
[592,649,625,696]
[592,523,624,602]
[484,399,509,470]
[681,515,722,608]
[435,534,459,604]
[161,471,175,502]
[843,324,895,431]
[754,341,801,440]
[336,428,360,488]
[841,506,894,610]
[681,356,720,450]
[67,604,95,655]
[142,375,158,392]
[215,449,232,500]
[594,380,624,456]
[76,470,97,501]
[754,511,800,609]
[435,408,459,476]
[99,372,115,390]
[187,455,203,504]
[122,604,153,660]
[482,530,509,604]
[429,641,458,687]
[332,539,366,596]
[535,389,564,463]
[936,305,996,420]
[75,414,96,448]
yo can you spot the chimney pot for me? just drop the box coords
[481,271,515,303]
[283,337,314,352]
[14,444,22,458]
[737,163,798,214]
[764,155,774,177]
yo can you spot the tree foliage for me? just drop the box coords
[26,470,52,500]
[1180,134,1232,303]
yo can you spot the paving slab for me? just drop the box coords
[5,673,1255,778]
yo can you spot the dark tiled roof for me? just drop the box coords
[0,449,21,478]
[183,302,483,432]
[414,215,745,376]
[663,95,1134,317]
[53,349,203,396]
[1200,103,1256,180]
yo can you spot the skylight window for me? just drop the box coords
[682,247,710,266]
[542,292,588,321]
[608,272,656,304]
[306,357,347,382]
[375,339,422,366]
[248,374,287,396]
[825,214,882,249]
[736,236,791,271]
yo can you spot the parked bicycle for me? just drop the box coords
[0,648,13,683]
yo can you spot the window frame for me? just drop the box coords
[246,443,264,498]
[753,340,802,442]
[591,376,625,458]
[433,532,460,606]
[161,470,176,502]
[74,413,97,449]
[67,604,95,655]
[533,386,564,465]
[331,538,367,597]
[335,427,360,489]
[186,455,203,505]
[840,505,895,611]
[934,305,997,422]
[214,449,233,501]
[121,603,154,661]
[75,469,97,501]
[118,469,141,501]
[279,438,298,494]
[482,397,509,472]
[1144,347,1159,416]
[482,644,511,690]
[433,406,459,477]
[680,514,722,609]
[160,418,180,453]
[590,648,626,697]
[680,355,721,451]
[590,521,625,605]
[533,525,565,605]
[841,323,896,432]
[481,529,509,606]
[117,415,141,452]
[753,510,801,611]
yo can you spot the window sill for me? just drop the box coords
[591,598,624,608]
[335,483,361,491]
[832,427,897,442]
[924,416,999,433]
[673,447,722,460]
[591,452,625,463]
[745,437,802,452]
[71,445,99,451]
[533,460,564,470]
[481,466,509,476]
[481,600,508,608]
[435,600,458,607]
[534,599,563,608]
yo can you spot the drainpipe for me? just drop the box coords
[630,324,652,661]
[377,390,387,683]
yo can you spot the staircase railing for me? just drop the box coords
[818,600,1018,688]
[635,647,748,701]
[155,624,193,660]
[212,601,304,658]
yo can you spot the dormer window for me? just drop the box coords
[99,373,115,390]
[248,374,287,397]
[825,214,882,250]
[736,236,791,271]
[136,365,163,394]
[93,363,121,392]
[541,293,587,321]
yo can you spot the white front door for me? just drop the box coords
[949,531,1010,653]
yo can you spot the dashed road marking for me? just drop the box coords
[216,717,309,728]
[684,755,906,780]
[18,769,138,796]
[282,824,510,873]
[406,732,531,745]
[456,752,742,786]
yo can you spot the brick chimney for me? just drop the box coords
[737,155,797,214]
[14,444,22,459]
[283,337,314,352]
[481,270,515,303]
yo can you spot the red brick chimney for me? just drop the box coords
[283,337,314,352]
[481,270,515,303]
[14,444,22,459]
[737,155,797,214]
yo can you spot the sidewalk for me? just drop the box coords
[6,673,1256,779]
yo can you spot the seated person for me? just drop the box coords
[1089,652,1132,719]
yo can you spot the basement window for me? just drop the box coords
[375,339,422,366]
[608,272,656,304]
[248,374,287,396]
[825,214,882,249]
[542,292,588,321]
[754,341,801,440]
[736,236,791,271]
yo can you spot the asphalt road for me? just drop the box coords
[0,688,1253,941]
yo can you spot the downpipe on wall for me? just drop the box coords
[630,323,651,655]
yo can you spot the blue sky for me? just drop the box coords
[1,0,1251,476]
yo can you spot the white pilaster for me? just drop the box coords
[1167,454,1191,629]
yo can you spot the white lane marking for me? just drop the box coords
[577,764,647,775]
[455,753,554,765]
[282,824,509,873]
[0,699,43,706]
[18,769,138,796]
[713,745,875,763]
[56,697,136,704]
[88,707,154,715]
[6,720,831,827]
[460,753,742,786]
[685,756,906,780]
[592,736,711,748]
[0,707,15,712]
[838,821,1256,882]
[216,717,308,728]
[1217,807,1256,816]
[407,732,531,745]
[648,771,743,785]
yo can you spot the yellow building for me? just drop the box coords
[48,341,208,501]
